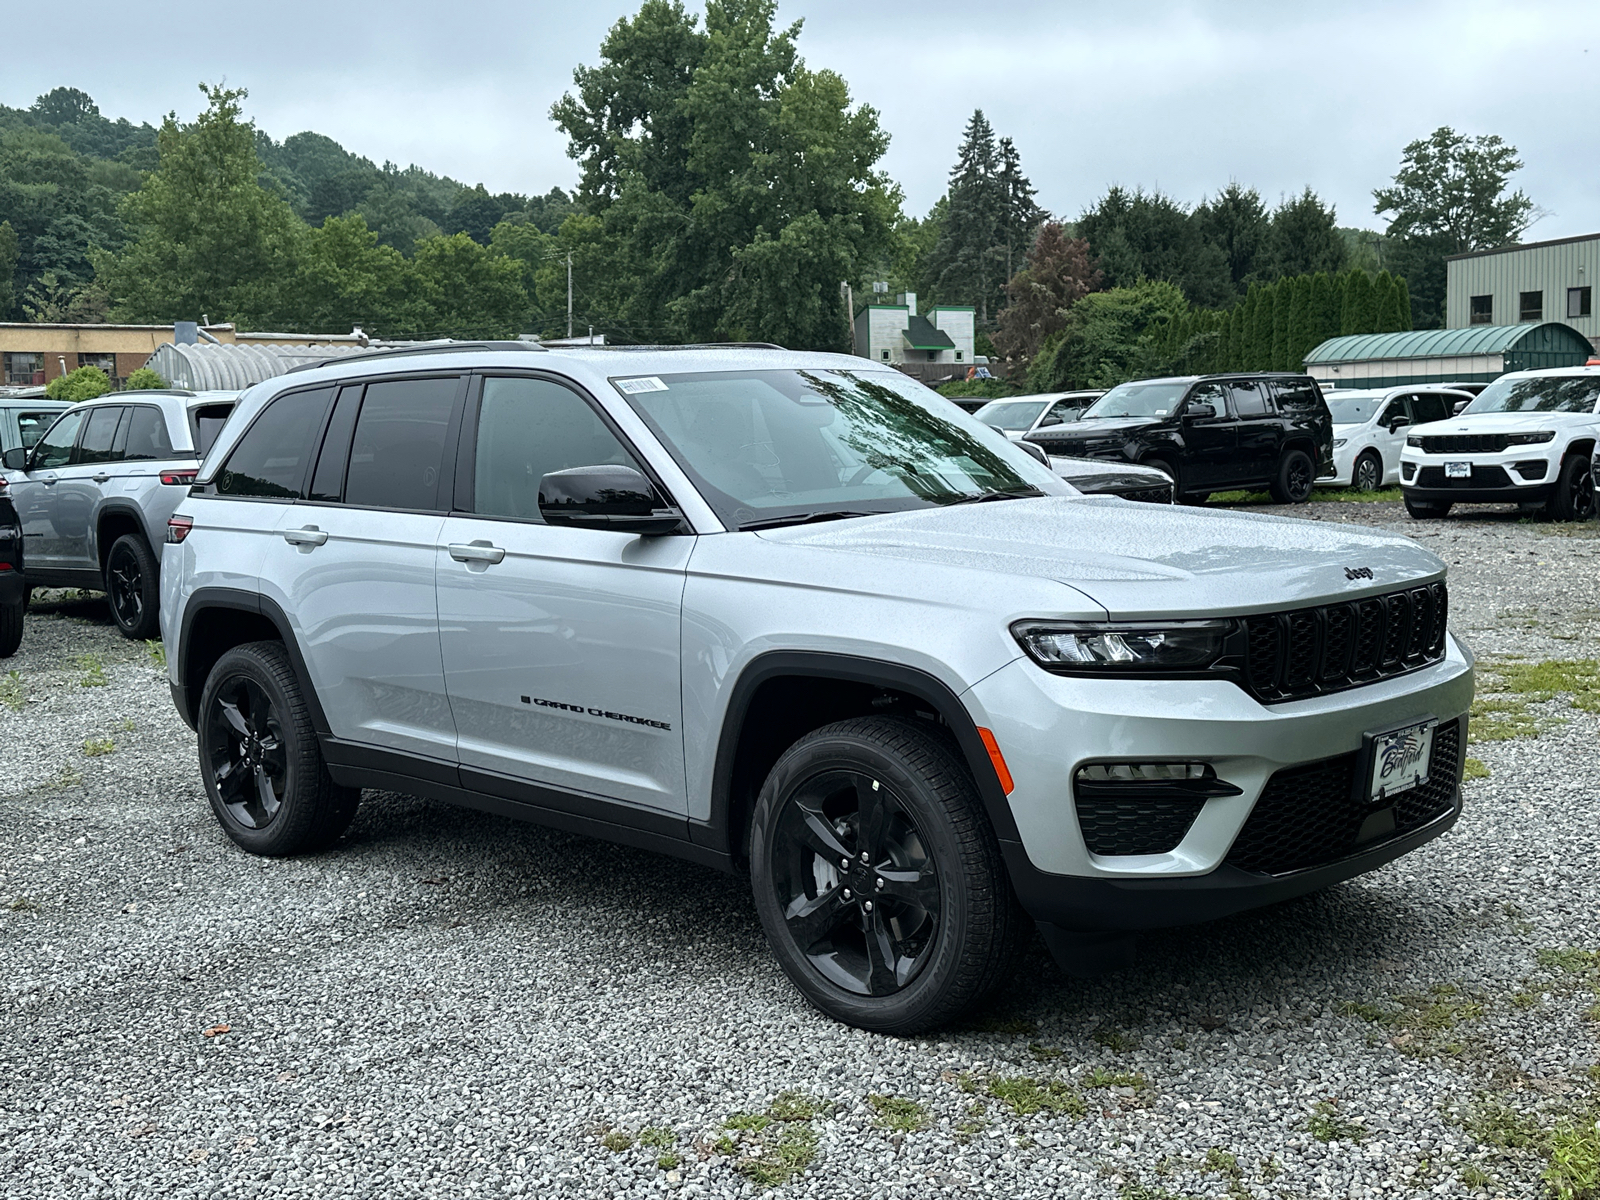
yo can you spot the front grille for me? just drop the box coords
[1242,582,1448,702]
[1075,795,1205,856]
[1416,465,1513,488]
[1114,485,1173,505]
[1225,719,1462,875]
[1417,434,1511,454]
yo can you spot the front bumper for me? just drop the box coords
[1400,449,1557,505]
[965,635,1474,929]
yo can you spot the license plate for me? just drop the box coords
[1444,461,1471,478]
[1368,719,1435,802]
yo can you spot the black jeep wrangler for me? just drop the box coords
[1024,373,1335,504]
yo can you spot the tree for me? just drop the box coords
[0,124,129,300]
[1310,271,1339,350]
[279,213,417,335]
[22,271,109,323]
[1287,275,1314,369]
[1244,284,1270,369]
[1373,127,1535,329]
[1373,270,1404,333]
[1077,186,1233,308]
[0,220,16,318]
[1029,280,1187,391]
[408,232,528,337]
[44,364,111,401]
[1270,281,1289,370]
[992,222,1100,366]
[1261,188,1346,279]
[1341,269,1375,335]
[124,366,166,389]
[98,84,303,325]
[1194,182,1268,292]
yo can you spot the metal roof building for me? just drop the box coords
[1302,322,1595,389]
[145,341,381,391]
[1446,232,1599,350]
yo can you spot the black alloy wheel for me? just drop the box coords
[767,767,941,996]
[1547,454,1597,522]
[105,534,161,640]
[204,674,288,831]
[750,716,1025,1033]
[1353,451,1383,493]
[1271,448,1315,504]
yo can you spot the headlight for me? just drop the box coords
[1406,435,1422,447]
[1504,431,1556,445]
[1332,437,1347,448]
[1012,620,1233,672]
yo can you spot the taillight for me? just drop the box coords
[160,468,199,486]
[166,514,194,544]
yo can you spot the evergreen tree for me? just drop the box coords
[1261,188,1347,279]
[927,110,1002,323]
[1270,281,1290,370]
[1226,303,1244,370]
[1194,181,1268,296]
[1310,271,1339,350]
[1341,270,1375,335]
[1287,275,1313,369]
[994,135,1046,292]
[1246,285,1270,369]
[1396,275,1413,330]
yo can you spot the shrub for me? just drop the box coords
[44,365,112,402]
[124,366,168,390]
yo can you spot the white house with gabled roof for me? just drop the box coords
[852,293,976,367]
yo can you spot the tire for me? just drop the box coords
[197,641,360,856]
[0,600,21,658]
[1147,458,1203,505]
[104,534,161,641]
[1352,450,1384,493]
[1405,498,1453,519]
[749,716,1026,1034]
[1544,454,1596,522]
[1269,448,1315,504]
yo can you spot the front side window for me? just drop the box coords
[216,388,335,499]
[17,410,59,448]
[473,377,639,521]
[1569,287,1592,319]
[1463,375,1600,415]
[1519,291,1543,322]
[1229,380,1268,417]
[1081,381,1190,419]
[120,407,177,461]
[30,409,85,470]
[343,377,459,511]
[1470,294,1493,325]
[1410,394,1450,424]
[1377,399,1407,429]
[77,405,125,465]
[615,368,1051,528]
[1187,382,1229,416]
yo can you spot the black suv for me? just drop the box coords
[1,478,22,656]
[1024,374,1335,504]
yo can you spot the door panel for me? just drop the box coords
[1180,383,1237,488]
[13,408,85,572]
[1228,381,1277,484]
[54,405,125,570]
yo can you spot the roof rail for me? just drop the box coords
[285,341,547,374]
[553,342,788,352]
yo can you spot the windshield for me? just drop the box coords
[1462,375,1600,416]
[614,368,1060,528]
[974,399,1049,431]
[1081,381,1190,419]
[1326,396,1381,424]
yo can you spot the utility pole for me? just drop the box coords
[567,251,574,339]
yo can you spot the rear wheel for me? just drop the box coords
[0,599,21,658]
[1405,498,1453,519]
[1352,450,1384,493]
[1270,448,1315,503]
[749,716,1024,1033]
[104,534,161,640]
[1545,454,1596,522]
[198,641,359,856]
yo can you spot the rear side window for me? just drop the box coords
[1271,378,1321,410]
[216,388,335,499]
[343,377,459,511]
[1410,394,1450,425]
[77,406,125,465]
[1229,381,1269,417]
[191,404,237,458]
[120,407,177,461]
[17,410,59,449]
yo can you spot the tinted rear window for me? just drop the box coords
[1271,378,1321,410]
[121,407,177,461]
[191,403,237,458]
[216,388,334,499]
[343,377,459,511]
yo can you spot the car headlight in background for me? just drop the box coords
[1503,431,1556,445]
[1406,435,1422,447]
[1012,620,1233,672]
[1332,437,1347,448]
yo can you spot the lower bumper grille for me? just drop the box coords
[1224,718,1463,876]
[1075,795,1205,856]
[1417,465,1513,488]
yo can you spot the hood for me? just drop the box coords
[1413,411,1600,436]
[755,497,1442,619]
[1049,455,1170,486]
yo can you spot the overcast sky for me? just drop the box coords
[6,0,1598,237]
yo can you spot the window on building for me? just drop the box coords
[3,352,44,386]
[1519,291,1543,322]
[77,353,118,383]
[954,350,963,362]
[1469,295,1493,325]
[1569,286,1592,319]
[881,349,889,361]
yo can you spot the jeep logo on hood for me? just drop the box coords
[1344,566,1374,580]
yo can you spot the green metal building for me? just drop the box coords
[1302,322,1595,389]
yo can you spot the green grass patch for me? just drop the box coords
[1545,1113,1600,1200]
[637,1127,674,1149]
[82,736,115,757]
[599,1129,634,1152]
[1492,659,1600,712]
[1307,1099,1366,1143]
[722,1112,771,1133]
[77,653,108,687]
[1207,486,1402,505]
[867,1093,928,1133]
[1083,1068,1146,1089]
[1460,1163,1492,1189]
[986,1075,1086,1118]
[146,640,167,669]
[1092,1026,1139,1053]
[1465,1100,1544,1150]
[0,670,23,712]
[766,1090,826,1122]
[1463,757,1490,780]
[735,1123,817,1187]
[655,1151,680,1170]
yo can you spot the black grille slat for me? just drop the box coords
[1226,719,1463,875]
[1418,434,1510,454]
[1074,796,1206,856]
[1243,584,1448,703]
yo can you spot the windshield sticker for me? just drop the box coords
[615,376,669,394]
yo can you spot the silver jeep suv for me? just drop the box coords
[2,390,238,638]
[162,344,1474,1032]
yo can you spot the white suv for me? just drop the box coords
[1399,368,1600,521]
[1325,386,1472,492]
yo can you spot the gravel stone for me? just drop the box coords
[2,508,1597,1200]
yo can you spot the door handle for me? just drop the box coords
[40,475,57,486]
[448,541,506,565]
[281,526,329,546]
[92,473,111,483]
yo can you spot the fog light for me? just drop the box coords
[1402,462,1417,481]
[1513,460,1548,480]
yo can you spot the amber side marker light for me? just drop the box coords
[976,727,1014,795]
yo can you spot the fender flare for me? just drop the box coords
[701,650,1021,859]
[92,500,151,569]
[176,586,330,736]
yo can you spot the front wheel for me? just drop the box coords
[104,534,161,640]
[198,641,360,856]
[1352,450,1383,493]
[1270,448,1315,503]
[1545,454,1596,522]
[749,717,1024,1033]
[1405,498,1453,519]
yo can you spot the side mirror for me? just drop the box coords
[1039,416,1062,427]
[1389,416,1412,432]
[1185,402,1217,420]
[1017,439,1050,467]
[1,447,27,471]
[538,464,684,535]
[1451,400,1469,415]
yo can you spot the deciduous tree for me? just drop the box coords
[992,222,1100,366]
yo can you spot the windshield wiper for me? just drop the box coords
[938,488,1043,507]
[739,510,880,531]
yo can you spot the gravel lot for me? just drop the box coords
[3,502,1598,1200]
